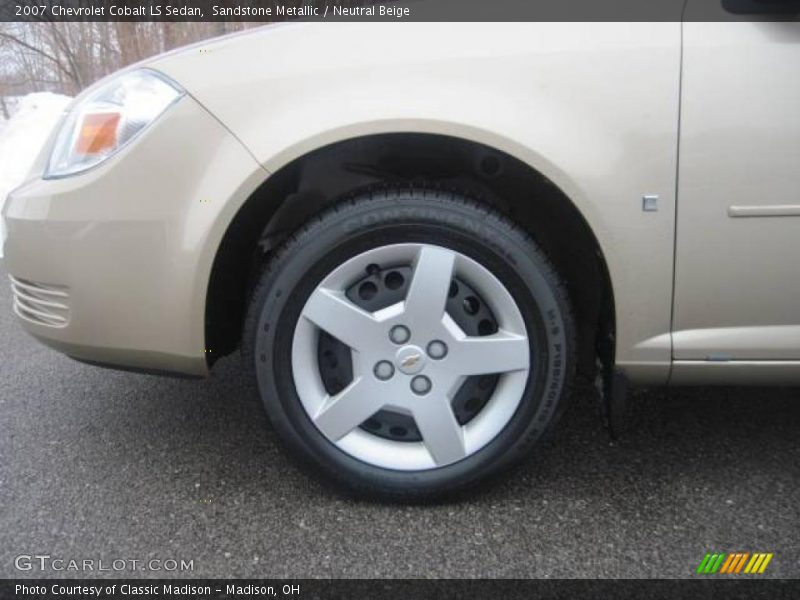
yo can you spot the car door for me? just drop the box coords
[673,15,800,361]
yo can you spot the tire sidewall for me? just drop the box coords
[244,192,572,497]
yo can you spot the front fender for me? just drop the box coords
[151,22,681,383]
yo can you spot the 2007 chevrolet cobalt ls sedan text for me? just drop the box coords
[3,21,799,499]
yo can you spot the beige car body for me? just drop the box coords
[3,22,800,385]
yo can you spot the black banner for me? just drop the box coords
[3,579,800,600]
[2,0,800,23]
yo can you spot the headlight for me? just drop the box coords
[45,69,184,178]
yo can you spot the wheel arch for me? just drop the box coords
[205,130,615,380]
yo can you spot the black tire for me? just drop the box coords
[242,188,575,501]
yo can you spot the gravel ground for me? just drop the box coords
[1,266,798,579]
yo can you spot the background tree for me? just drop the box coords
[0,21,260,101]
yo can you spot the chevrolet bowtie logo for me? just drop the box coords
[401,354,422,369]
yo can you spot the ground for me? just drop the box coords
[0,267,798,579]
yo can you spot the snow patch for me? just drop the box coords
[0,92,72,257]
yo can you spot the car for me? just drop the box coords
[3,19,799,500]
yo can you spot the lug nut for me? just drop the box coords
[427,340,448,360]
[374,360,395,381]
[411,375,432,395]
[389,325,411,344]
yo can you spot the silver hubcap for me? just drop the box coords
[292,243,530,471]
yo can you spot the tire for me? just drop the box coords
[242,188,575,501]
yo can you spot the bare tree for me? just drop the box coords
[0,21,262,106]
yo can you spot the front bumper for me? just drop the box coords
[2,94,265,376]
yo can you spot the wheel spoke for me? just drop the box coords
[313,378,383,441]
[302,288,378,351]
[452,332,529,376]
[413,398,466,465]
[404,246,456,326]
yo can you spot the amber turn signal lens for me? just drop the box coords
[74,112,121,155]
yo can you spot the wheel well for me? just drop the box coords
[206,133,615,380]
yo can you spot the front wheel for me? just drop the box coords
[243,189,575,500]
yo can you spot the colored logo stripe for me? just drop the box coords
[696,553,725,574]
[698,552,773,575]
[719,553,748,574]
